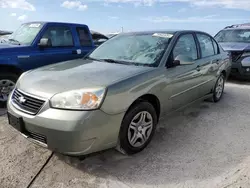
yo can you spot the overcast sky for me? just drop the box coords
[0,0,250,35]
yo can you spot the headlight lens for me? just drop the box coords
[50,88,106,110]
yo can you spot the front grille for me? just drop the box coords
[231,51,243,62]
[12,89,46,115]
[27,131,47,144]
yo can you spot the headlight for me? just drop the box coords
[50,88,106,110]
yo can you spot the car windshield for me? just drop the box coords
[8,23,44,45]
[88,33,173,67]
[215,29,250,43]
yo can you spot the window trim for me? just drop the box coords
[39,26,75,48]
[166,32,199,68]
[76,27,93,47]
[195,32,218,58]
[211,37,220,55]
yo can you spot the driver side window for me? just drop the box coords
[173,34,198,61]
[41,26,74,47]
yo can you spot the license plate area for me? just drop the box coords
[7,112,25,133]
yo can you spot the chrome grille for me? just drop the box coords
[11,89,45,115]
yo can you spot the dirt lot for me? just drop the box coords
[1,80,250,188]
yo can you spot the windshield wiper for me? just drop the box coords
[101,58,130,65]
[8,38,21,45]
[84,56,102,61]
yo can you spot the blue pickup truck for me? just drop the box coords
[0,21,101,105]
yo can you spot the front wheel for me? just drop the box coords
[213,74,225,102]
[117,101,157,155]
[0,73,18,107]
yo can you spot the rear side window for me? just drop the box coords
[76,27,92,46]
[42,26,74,47]
[196,33,215,58]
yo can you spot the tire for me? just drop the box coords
[0,72,18,107]
[117,101,157,155]
[212,74,225,103]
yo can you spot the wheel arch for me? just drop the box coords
[124,94,161,123]
[221,70,227,78]
[0,64,23,76]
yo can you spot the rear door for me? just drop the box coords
[75,27,95,56]
[194,33,222,96]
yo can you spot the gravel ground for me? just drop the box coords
[1,80,250,188]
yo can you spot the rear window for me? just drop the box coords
[76,27,92,46]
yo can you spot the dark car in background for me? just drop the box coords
[0,31,12,43]
[0,30,12,36]
[215,23,250,79]
[90,30,109,47]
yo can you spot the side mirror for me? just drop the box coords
[38,38,52,48]
[175,55,194,65]
[173,60,180,66]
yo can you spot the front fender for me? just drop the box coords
[0,56,23,71]
[100,69,166,115]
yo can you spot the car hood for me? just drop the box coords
[219,42,250,51]
[0,42,28,53]
[0,42,20,48]
[17,59,153,99]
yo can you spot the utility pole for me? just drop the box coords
[121,27,124,33]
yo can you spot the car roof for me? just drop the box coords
[223,23,250,30]
[118,30,211,36]
[23,21,88,27]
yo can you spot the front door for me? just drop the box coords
[164,33,204,111]
[18,26,82,70]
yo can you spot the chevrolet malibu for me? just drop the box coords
[7,30,231,156]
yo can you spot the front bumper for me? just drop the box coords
[7,96,124,156]
[230,56,250,78]
[230,63,250,78]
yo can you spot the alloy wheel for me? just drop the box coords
[215,76,224,99]
[0,79,15,102]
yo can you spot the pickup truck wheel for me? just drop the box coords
[117,101,157,155]
[0,73,18,107]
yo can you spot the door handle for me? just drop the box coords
[196,65,201,71]
[212,59,220,64]
[72,50,78,54]
[72,49,82,55]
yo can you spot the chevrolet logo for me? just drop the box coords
[18,96,26,104]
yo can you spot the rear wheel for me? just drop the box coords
[213,74,225,102]
[117,101,157,155]
[0,73,18,107]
